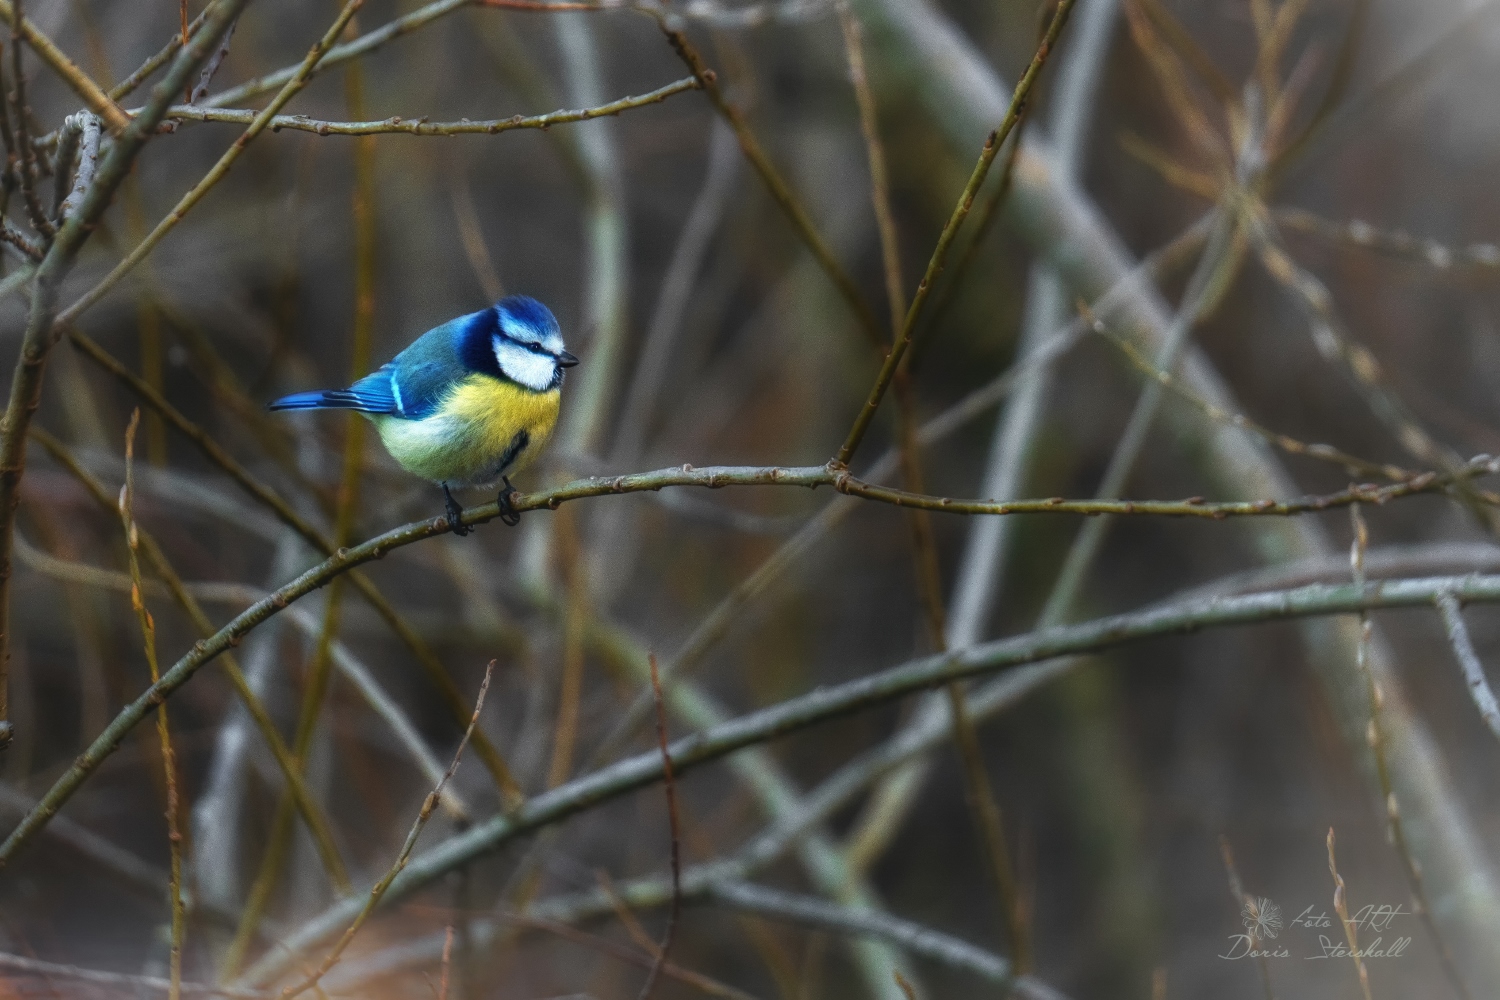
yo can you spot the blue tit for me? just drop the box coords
[269,295,578,534]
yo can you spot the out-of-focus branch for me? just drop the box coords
[330,877,1071,999]
[1091,311,1411,481]
[57,0,366,328]
[10,526,471,820]
[1351,511,1471,1000]
[206,0,469,107]
[0,0,128,131]
[847,0,1500,986]
[1437,592,1500,744]
[237,570,1500,987]
[659,24,884,346]
[0,0,252,750]
[64,328,522,800]
[833,0,1078,467]
[1274,206,1500,272]
[0,953,269,1000]
[275,661,494,1000]
[30,428,352,891]
[4,448,1496,865]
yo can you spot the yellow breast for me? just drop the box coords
[372,374,560,487]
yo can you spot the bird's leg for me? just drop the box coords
[442,484,471,537]
[498,476,521,527]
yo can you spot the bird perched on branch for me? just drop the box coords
[269,295,578,535]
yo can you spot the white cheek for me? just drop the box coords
[494,340,557,391]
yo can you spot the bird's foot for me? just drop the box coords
[443,485,471,537]
[498,477,522,527]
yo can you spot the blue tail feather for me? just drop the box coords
[268,391,337,412]
[268,387,395,414]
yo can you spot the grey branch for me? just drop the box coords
[239,571,1500,987]
[1436,591,1500,742]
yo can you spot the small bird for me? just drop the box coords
[269,295,578,535]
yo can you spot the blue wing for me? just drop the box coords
[269,314,480,418]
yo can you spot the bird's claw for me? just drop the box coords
[443,485,471,537]
[498,477,521,527]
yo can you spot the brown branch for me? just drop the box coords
[0,0,250,750]
[56,0,367,328]
[29,427,352,892]
[119,411,186,1000]
[1326,828,1373,1000]
[834,0,1079,467]
[659,23,886,348]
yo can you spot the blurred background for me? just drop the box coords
[3,0,1500,997]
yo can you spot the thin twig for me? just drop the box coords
[29,427,353,891]
[163,76,701,135]
[57,0,368,328]
[636,654,684,1000]
[119,411,186,1000]
[278,659,496,1000]
[1342,541,1471,1000]
[437,926,455,1000]
[837,0,902,331]
[1218,835,1276,1000]
[206,0,469,108]
[1326,828,1373,1000]
[7,0,52,239]
[108,8,210,103]
[834,0,1078,467]
[0,0,251,752]
[1275,205,1500,272]
[659,24,884,347]
[1087,307,1411,481]
[547,510,589,788]
[188,15,238,104]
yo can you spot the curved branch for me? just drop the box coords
[2,451,1497,866]
[216,569,1500,985]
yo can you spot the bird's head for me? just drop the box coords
[489,295,578,391]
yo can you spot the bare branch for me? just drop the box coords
[1437,591,1500,743]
